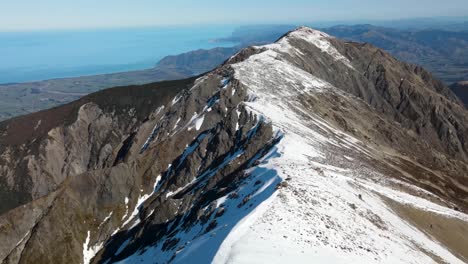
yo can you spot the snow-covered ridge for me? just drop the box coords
[94,26,467,264]
[258,26,355,69]
[215,30,468,263]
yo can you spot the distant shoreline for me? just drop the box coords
[0,25,239,84]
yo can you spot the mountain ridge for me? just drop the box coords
[0,26,467,264]
[3,24,468,122]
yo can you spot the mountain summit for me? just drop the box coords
[1,27,467,264]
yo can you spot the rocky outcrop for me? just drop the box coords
[0,79,192,214]
[0,65,280,263]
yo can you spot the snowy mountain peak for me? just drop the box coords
[222,28,468,263]
[254,26,355,70]
[1,27,468,264]
[288,26,333,39]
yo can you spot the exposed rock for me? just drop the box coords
[0,27,467,264]
[0,79,191,214]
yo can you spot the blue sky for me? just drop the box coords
[1,0,468,31]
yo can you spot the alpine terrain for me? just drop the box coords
[0,27,467,264]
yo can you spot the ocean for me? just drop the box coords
[0,25,238,84]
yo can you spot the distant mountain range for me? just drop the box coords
[0,47,240,121]
[1,23,468,121]
[323,24,468,84]
[450,81,468,106]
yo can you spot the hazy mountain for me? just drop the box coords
[0,48,239,122]
[323,24,468,84]
[216,24,297,44]
[358,16,468,31]
[450,81,468,106]
[1,27,467,264]
[155,47,239,73]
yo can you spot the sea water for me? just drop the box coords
[0,25,238,84]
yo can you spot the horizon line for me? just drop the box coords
[1,15,467,33]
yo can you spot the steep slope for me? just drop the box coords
[1,27,468,264]
[0,78,193,214]
[450,81,468,106]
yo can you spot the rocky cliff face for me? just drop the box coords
[1,27,468,264]
[0,79,193,214]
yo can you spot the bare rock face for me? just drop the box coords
[0,79,191,214]
[0,65,279,263]
[1,27,468,264]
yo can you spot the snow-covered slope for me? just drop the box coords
[106,27,468,264]
[212,28,468,263]
[2,27,468,264]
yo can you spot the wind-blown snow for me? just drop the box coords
[260,27,354,70]
[214,38,468,263]
[235,49,332,97]
[214,137,466,263]
[111,27,468,264]
[115,144,283,264]
[291,27,354,69]
[194,115,204,131]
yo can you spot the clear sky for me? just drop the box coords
[1,0,468,31]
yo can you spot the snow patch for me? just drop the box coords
[287,27,355,69]
[187,112,205,131]
[98,211,113,229]
[140,106,164,152]
[121,197,129,221]
[173,117,181,130]
[195,115,204,131]
[83,231,104,264]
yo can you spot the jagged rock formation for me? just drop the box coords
[0,79,193,214]
[0,27,468,264]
